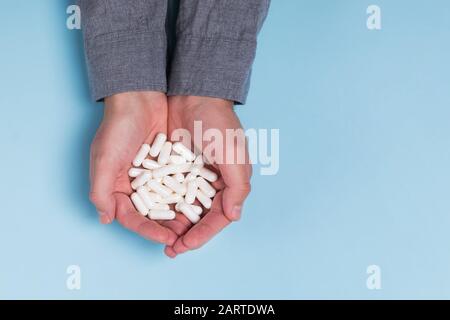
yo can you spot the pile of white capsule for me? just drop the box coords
[128,133,218,224]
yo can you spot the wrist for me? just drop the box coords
[104,91,167,121]
[170,96,232,109]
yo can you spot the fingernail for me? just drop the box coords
[231,206,242,220]
[99,212,111,224]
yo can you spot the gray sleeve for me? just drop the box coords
[167,0,270,104]
[78,0,168,101]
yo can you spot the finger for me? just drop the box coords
[115,193,177,246]
[89,150,119,224]
[160,214,192,236]
[164,246,178,259]
[172,192,231,255]
[161,213,193,258]
[219,163,252,221]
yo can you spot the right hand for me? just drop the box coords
[89,91,177,246]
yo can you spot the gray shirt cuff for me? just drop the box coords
[79,0,168,101]
[167,36,255,105]
[168,0,270,105]
[85,31,167,101]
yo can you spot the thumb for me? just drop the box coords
[219,163,252,221]
[89,155,118,224]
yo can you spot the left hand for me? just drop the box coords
[163,96,252,258]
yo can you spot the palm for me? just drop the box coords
[112,116,180,244]
[162,97,251,257]
[90,92,177,245]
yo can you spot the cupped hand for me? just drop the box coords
[163,96,252,258]
[89,91,177,246]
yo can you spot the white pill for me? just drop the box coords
[153,203,170,210]
[172,142,195,162]
[199,167,218,182]
[174,163,193,173]
[185,180,198,204]
[147,179,172,198]
[158,141,172,165]
[178,202,200,224]
[132,144,151,167]
[163,176,187,195]
[159,193,183,204]
[131,171,152,190]
[128,168,150,178]
[175,202,201,215]
[169,155,187,165]
[196,177,216,198]
[131,192,148,216]
[149,209,176,220]
[194,155,204,166]
[196,189,212,209]
[174,173,185,183]
[175,201,183,212]
[184,172,197,182]
[152,163,192,179]
[146,191,162,203]
[191,204,203,215]
[136,186,156,209]
[149,133,167,157]
[142,159,160,170]
[191,165,201,176]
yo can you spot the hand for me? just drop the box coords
[89,91,177,246]
[163,96,252,257]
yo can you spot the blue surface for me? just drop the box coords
[1,0,450,299]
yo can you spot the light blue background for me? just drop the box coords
[1,0,450,299]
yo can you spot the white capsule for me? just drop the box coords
[132,144,151,167]
[146,191,162,203]
[152,163,192,179]
[159,193,183,204]
[174,173,185,183]
[142,159,160,170]
[191,204,203,215]
[158,141,172,165]
[185,180,198,204]
[191,165,201,176]
[149,133,167,157]
[131,171,152,190]
[131,192,149,216]
[178,202,200,224]
[136,186,156,209]
[153,203,170,210]
[169,155,187,165]
[195,177,216,198]
[194,155,204,166]
[147,179,172,198]
[175,201,182,212]
[149,209,176,220]
[172,142,195,162]
[128,167,150,178]
[184,172,197,182]
[196,189,212,209]
[199,167,218,182]
[163,175,187,195]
